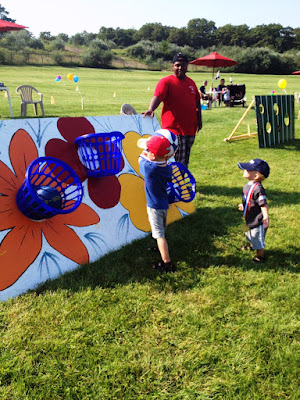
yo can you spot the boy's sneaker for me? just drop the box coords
[152,260,176,273]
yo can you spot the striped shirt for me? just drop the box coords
[242,182,267,228]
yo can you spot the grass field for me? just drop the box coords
[0,66,299,399]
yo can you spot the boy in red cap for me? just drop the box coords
[238,158,270,263]
[138,135,175,272]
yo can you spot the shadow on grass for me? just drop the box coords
[35,192,299,297]
[200,185,300,205]
[271,137,300,151]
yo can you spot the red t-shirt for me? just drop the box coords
[154,75,200,136]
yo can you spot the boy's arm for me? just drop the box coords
[261,204,269,228]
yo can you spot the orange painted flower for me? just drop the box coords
[119,131,195,232]
[0,129,100,291]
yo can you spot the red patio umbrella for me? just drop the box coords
[190,51,238,85]
[292,71,300,75]
[0,20,28,32]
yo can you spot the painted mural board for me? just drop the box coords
[0,115,195,301]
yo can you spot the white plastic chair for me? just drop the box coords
[16,85,45,117]
[120,103,138,115]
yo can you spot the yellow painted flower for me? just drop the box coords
[119,131,195,232]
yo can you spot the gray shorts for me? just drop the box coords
[147,207,167,239]
[245,224,267,250]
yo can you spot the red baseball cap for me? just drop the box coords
[138,135,171,157]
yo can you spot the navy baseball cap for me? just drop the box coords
[238,158,270,178]
[172,53,188,64]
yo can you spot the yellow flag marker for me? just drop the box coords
[51,96,55,105]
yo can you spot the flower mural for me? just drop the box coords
[0,129,100,291]
[118,131,195,232]
[45,117,124,209]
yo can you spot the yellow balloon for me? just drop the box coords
[278,79,287,90]
[67,73,74,81]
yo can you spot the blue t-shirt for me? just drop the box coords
[139,155,172,210]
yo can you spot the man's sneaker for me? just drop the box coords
[152,260,176,273]
[164,261,176,273]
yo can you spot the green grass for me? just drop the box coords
[0,66,299,399]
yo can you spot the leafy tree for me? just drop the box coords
[249,24,295,52]
[56,33,69,42]
[294,28,300,49]
[39,31,54,41]
[69,31,97,46]
[98,27,137,47]
[0,4,15,22]
[28,38,44,50]
[168,28,187,47]
[4,30,33,50]
[214,24,250,47]
[114,28,137,47]
[69,33,85,46]
[134,23,170,42]
[186,18,216,48]
[98,27,117,41]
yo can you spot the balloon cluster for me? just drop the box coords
[67,73,79,83]
[55,74,79,83]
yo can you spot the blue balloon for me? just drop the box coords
[55,77,60,82]
[73,75,79,83]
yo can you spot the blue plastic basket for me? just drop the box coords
[16,157,83,220]
[75,131,125,177]
[167,162,196,204]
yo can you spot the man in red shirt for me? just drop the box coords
[143,53,202,167]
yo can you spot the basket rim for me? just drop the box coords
[74,131,125,144]
[21,156,83,215]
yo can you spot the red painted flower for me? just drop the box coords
[0,129,100,291]
[45,117,123,209]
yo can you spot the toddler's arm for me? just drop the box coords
[261,205,269,228]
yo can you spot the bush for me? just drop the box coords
[20,47,31,64]
[0,49,7,64]
[234,47,298,74]
[30,38,44,50]
[50,39,65,51]
[52,51,64,65]
[82,47,113,68]
[145,55,165,70]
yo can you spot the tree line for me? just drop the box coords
[0,4,299,73]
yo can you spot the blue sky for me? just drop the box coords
[4,0,300,38]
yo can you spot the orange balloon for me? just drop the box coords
[67,73,74,81]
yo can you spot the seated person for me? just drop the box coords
[199,80,212,108]
[216,78,230,106]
